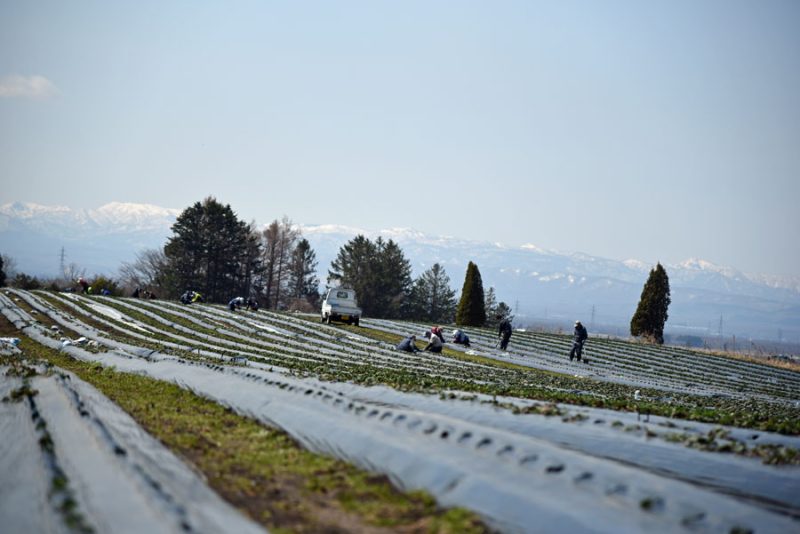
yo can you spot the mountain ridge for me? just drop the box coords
[1,201,798,340]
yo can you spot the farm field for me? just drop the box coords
[2,289,799,533]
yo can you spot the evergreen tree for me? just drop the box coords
[287,238,320,307]
[328,236,412,318]
[163,197,253,303]
[237,223,263,300]
[406,263,457,323]
[455,262,486,326]
[372,238,413,318]
[0,254,5,287]
[630,262,671,344]
[484,287,498,327]
[328,234,376,312]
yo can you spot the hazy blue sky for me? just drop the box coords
[1,1,798,276]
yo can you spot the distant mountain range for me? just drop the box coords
[2,201,798,342]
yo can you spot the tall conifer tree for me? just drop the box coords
[328,236,411,318]
[288,238,320,306]
[484,287,498,327]
[164,197,252,302]
[406,263,457,322]
[456,261,486,326]
[630,262,671,344]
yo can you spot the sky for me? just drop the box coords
[1,1,799,276]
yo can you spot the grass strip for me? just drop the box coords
[1,318,487,534]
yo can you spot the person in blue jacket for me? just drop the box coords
[229,296,245,311]
[451,329,471,347]
[396,335,420,353]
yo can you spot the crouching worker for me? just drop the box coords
[396,335,420,353]
[569,320,588,362]
[451,329,471,347]
[229,296,245,311]
[430,326,445,343]
[423,331,443,353]
[246,297,259,311]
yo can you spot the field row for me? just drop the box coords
[2,290,799,532]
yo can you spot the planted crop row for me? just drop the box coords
[5,290,800,434]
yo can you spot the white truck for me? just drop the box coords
[321,288,362,326]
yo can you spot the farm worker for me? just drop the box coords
[569,320,588,362]
[132,287,141,298]
[246,297,259,311]
[396,335,420,353]
[423,331,443,353]
[498,316,512,350]
[430,326,445,343]
[191,291,204,303]
[77,277,89,294]
[180,290,192,304]
[229,296,245,311]
[451,329,471,347]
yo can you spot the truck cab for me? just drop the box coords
[321,288,362,326]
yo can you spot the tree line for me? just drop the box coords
[117,197,514,325]
[1,196,670,341]
[120,198,321,311]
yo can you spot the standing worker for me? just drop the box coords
[498,315,512,351]
[569,320,588,362]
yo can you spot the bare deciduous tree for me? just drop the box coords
[260,216,299,310]
[118,248,168,293]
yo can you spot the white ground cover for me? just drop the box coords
[2,291,799,532]
[0,361,265,534]
[365,317,800,405]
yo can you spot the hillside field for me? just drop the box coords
[1,289,799,533]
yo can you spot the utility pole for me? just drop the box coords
[718,315,723,336]
[590,305,596,329]
[59,247,66,278]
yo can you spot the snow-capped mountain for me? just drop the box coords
[0,201,180,235]
[1,202,798,341]
[0,201,179,276]
[299,224,800,341]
